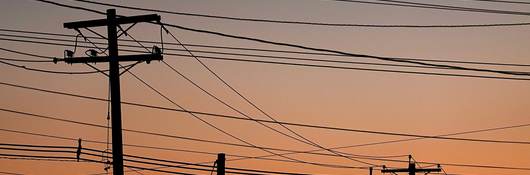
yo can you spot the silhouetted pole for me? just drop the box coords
[107,9,124,175]
[369,167,373,175]
[217,153,225,175]
[63,9,162,175]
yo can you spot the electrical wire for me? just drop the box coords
[471,0,530,5]
[2,127,530,171]
[0,127,365,172]
[3,28,530,67]
[0,171,23,175]
[27,0,530,78]
[72,0,530,28]
[0,56,53,63]
[101,27,377,167]
[3,37,530,81]
[2,82,530,145]
[162,27,377,166]
[0,108,412,162]
[1,142,325,175]
[5,32,526,73]
[0,59,105,74]
[334,0,530,16]
[0,152,196,175]
[156,22,530,76]
[119,56,368,169]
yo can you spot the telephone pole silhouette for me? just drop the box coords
[381,155,441,175]
[216,153,225,175]
[62,9,162,175]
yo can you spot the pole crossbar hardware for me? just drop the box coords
[76,138,82,162]
[63,53,162,63]
[62,9,162,175]
[64,14,160,29]
[382,155,441,175]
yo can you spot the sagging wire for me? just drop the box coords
[103,74,112,174]
[160,24,167,54]
[117,23,137,38]
[63,34,81,58]
[209,161,217,175]
[117,24,150,53]
[75,28,108,56]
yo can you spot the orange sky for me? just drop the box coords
[1,0,529,175]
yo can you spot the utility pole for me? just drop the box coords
[381,156,441,175]
[217,153,225,175]
[62,9,162,175]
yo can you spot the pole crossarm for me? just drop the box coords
[64,14,160,29]
[63,53,162,64]
[381,168,442,173]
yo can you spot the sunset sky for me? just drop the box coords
[1,0,529,175]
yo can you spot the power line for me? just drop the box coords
[103,26,374,169]
[0,32,457,73]
[0,59,106,75]
[3,127,530,172]
[4,28,530,68]
[5,32,527,75]
[334,0,530,16]
[0,107,508,174]
[3,37,530,81]
[0,56,52,63]
[31,0,530,77]
[0,152,195,175]
[0,156,80,162]
[2,82,530,146]
[377,0,530,15]
[162,27,377,167]
[1,142,327,175]
[0,105,374,170]
[0,127,365,171]
[0,108,421,163]
[0,171,23,175]
[471,0,530,5]
[156,22,530,77]
[115,47,374,168]
[0,143,75,149]
[71,0,530,28]
[118,28,378,168]
[0,46,54,60]
[86,148,319,175]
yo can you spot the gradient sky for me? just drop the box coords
[1,0,530,175]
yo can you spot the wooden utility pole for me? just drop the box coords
[63,9,162,175]
[217,153,225,175]
[381,156,441,175]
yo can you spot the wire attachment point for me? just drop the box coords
[76,138,82,162]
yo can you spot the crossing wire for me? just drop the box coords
[2,127,530,171]
[32,0,530,78]
[5,32,528,74]
[73,0,530,28]
[161,26,377,166]
[3,28,530,67]
[1,82,530,145]
[3,37,530,81]
[0,142,329,175]
[85,21,376,168]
